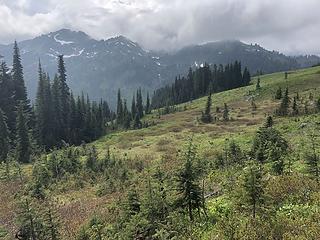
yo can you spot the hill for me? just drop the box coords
[0,29,318,106]
[1,66,320,239]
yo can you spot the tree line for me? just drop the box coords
[0,42,114,164]
[151,61,251,109]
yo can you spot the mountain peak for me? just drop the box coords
[44,28,92,43]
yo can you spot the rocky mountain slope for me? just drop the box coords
[0,29,318,105]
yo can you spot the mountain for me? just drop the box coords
[0,29,318,106]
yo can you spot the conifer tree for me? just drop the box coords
[57,55,70,141]
[277,87,290,116]
[305,127,320,181]
[35,62,54,149]
[123,100,131,129]
[256,77,261,90]
[12,41,30,111]
[175,139,202,221]
[223,103,229,121]
[42,204,60,240]
[242,162,265,218]
[136,88,144,118]
[15,103,31,163]
[16,197,39,240]
[145,92,151,114]
[131,96,136,120]
[51,74,61,144]
[116,89,123,124]
[264,116,273,128]
[0,109,10,163]
[201,92,213,123]
[0,62,16,135]
[292,96,299,115]
[127,188,141,216]
[275,87,282,100]
[242,67,251,86]
[133,113,142,129]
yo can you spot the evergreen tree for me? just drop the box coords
[145,92,151,114]
[133,113,142,129]
[264,116,273,128]
[16,197,39,240]
[256,77,261,90]
[127,189,141,216]
[305,127,320,181]
[136,88,144,118]
[57,55,70,141]
[175,139,202,221]
[277,87,290,116]
[0,62,16,135]
[292,96,299,115]
[223,103,229,121]
[35,62,54,149]
[123,100,131,129]
[116,89,123,124]
[252,127,288,165]
[131,96,136,120]
[242,162,265,218]
[15,103,31,163]
[275,87,282,100]
[51,74,62,144]
[42,205,60,240]
[0,109,10,163]
[201,92,213,123]
[12,41,30,111]
[242,67,251,86]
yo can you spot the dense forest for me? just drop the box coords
[151,62,251,108]
[0,42,115,157]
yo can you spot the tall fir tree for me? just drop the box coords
[145,92,151,114]
[131,96,136,120]
[57,55,70,141]
[136,88,144,119]
[242,162,265,218]
[12,41,30,110]
[51,74,62,145]
[116,89,123,124]
[0,62,16,135]
[223,103,229,121]
[15,103,31,163]
[175,139,202,221]
[242,67,251,86]
[0,109,10,163]
[277,87,290,116]
[35,62,54,149]
[201,92,213,123]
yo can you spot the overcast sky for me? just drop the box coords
[0,0,319,55]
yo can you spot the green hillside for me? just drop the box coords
[1,66,320,239]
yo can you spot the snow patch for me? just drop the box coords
[64,48,85,58]
[54,33,74,45]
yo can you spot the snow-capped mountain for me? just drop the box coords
[0,29,318,106]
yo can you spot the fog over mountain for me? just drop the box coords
[0,0,320,56]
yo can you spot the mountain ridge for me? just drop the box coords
[0,29,318,106]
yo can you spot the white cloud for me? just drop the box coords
[0,0,319,55]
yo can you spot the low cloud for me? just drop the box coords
[0,0,319,55]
